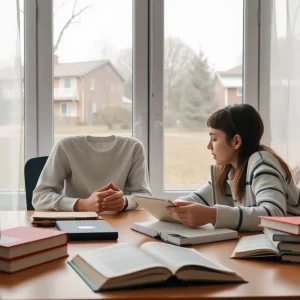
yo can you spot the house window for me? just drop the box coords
[60,102,76,116]
[61,77,75,88]
[236,87,243,96]
[89,79,94,90]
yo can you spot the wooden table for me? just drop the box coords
[0,210,300,300]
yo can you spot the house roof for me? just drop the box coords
[54,60,125,82]
[218,65,242,75]
[217,65,242,88]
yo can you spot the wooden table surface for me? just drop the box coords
[0,210,300,300]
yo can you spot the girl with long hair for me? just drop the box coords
[167,104,300,231]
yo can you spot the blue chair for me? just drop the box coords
[24,156,48,210]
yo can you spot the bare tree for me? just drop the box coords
[53,0,93,53]
[164,38,196,110]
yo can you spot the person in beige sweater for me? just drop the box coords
[33,135,151,212]
[167,104,300,231]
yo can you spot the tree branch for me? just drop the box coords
[54,0,92,53]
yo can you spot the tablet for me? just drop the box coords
[132,195,180,223]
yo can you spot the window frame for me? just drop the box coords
[23,0,268,202]
[149,0,261,198]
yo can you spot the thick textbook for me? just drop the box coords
[132,195,179,223]
[131,220,238,246]
[31,211,100,226]
[259,216,300,235]
[263,228,300,253]
[263,227,300,242]
[0,245,68,273]
[0,226,68,260]
[230,234,280,259]
[68,242,245,291]
[56,220,118,241]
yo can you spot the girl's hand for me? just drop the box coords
[166,201,217,227]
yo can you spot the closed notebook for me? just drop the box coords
[131,220,238,246]
[55,220,118,241]
[259,216,300,235]
[68,242,246,291]
[0,226,68,260]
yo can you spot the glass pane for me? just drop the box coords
[0,0,24,200]
[53,0,133,143]
[164,0,244,190]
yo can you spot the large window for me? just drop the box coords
[53,0,133,143]
[21,0,260,205]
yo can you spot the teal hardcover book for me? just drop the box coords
[68,242,245,291]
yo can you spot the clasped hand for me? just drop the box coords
[166,201,217,227]
[75,182,127,213]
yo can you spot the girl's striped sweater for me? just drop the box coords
[178,151,300,231]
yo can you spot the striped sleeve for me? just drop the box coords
[177,182,214,206]
[214,163,287,231]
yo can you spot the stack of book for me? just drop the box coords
[0,226,68,273]
[231,216,300,262]
[259,216,300,262]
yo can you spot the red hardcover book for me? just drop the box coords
[259,216,300,235]
[0,226,68,260]
[0,244,68,273]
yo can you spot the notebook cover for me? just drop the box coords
[56,220,118,241]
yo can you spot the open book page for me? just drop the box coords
[231,234,280,258]
[77,243,167,278]
[137,221,232,238]
[140,242,236,275]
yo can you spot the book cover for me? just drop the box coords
[55,220,118,241]
[132,196,179,223]
[259,216,300,235]
[131,220,238,246]
[68,242,246,291]
[0,226,68,260]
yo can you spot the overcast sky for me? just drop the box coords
[54,0,243,71]
[0,0,288,71]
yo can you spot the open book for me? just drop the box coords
[131,220,238,246]
[68,242,245,291]
[231,234,280,259]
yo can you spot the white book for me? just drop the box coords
[68,242,245,291]
[131,220,238,246]
[231,234,280,259]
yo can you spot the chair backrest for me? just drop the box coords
[24,156,48,210]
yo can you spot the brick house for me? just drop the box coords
[214,65,242,107]
[54,56,126,125]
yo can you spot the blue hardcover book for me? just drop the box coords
[56,220,118,241]
[263,227,300,242]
